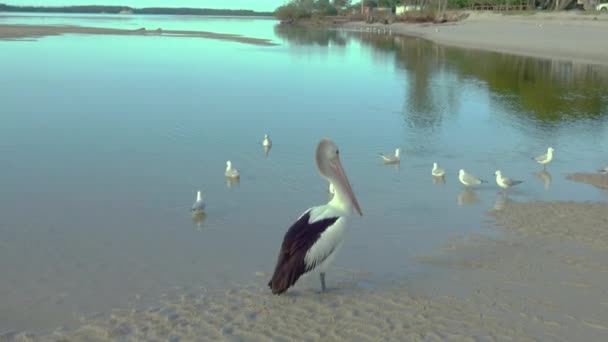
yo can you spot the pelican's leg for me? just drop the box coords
[320,272,326,292]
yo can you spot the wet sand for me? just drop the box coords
[343,11,608,65]
[568,172,608,190]
[0,24,278,46]
[19,200,605,341]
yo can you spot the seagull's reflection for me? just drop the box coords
[263,145,271,157]
[192,211,207,231]
[457,188,479,206]
[432,175,446,184]
[535,170,552,191]
[226,177,240,188]
[493,193,513,211]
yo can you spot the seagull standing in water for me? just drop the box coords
[534,147,554,170]
[191,191,205,212]
[379,148,400,164]
[495,170,524,191]
[458,169,486,187]
[225,161,240,178]
[268,138,363,295]
[431,162,446,177]
[262,134,272,147]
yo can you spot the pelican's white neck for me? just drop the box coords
[327,179,353,214]
[196,191,202,201]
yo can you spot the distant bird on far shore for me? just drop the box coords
[534,147,554,170]
[262,134,272,147]
[225,161,240,178]
[495,170,524,190]
[379,148,400,164]
[598,165,608,174]
[458,169,486,187]
[432,162,445,177]
[191,191,205,212]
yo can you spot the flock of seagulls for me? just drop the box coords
[189,136,603,295]
[375,146,555,192]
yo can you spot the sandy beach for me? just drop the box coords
[1,199,595,341]
[0,24,278,46]
[568,172,608,190]
[344,11,608,65]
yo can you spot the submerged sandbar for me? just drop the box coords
[0,24,278,46]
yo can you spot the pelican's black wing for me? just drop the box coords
[268,210,339,295]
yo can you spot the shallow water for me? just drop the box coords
[1,15,608,333]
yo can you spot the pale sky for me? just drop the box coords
[5,1,284,11]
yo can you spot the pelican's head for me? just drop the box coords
[432,162,438,170]
[547,147,554,154]
[226,161,232,170]
[264,134,269,139]
[196,190,203,201]
[316,138,362,216]
[495,170,502,177]
[395,148,401,157]
[459,169,465,177]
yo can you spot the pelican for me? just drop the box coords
[225,161,240,178]
[268,138,363,295]
[534,147,554,170]
[191,191,205,212]
[379,148,400,164]
[458,169,486,187]
[495,170,524,190]
[262,134,272,147]
[431,162,445,177]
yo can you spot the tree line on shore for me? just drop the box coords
[0,4,273,16]
[273,0,592,21]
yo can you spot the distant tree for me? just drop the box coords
[332,0,352,7]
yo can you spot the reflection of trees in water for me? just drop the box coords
[273,25,347,46]
[275,26,608,130]
[441,49,608,123]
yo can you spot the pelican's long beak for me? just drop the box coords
[333,157,363,216]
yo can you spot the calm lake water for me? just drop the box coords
[1,14,608,333]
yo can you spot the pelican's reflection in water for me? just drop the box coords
[192,211,207,231]
[535,170,552,191]
[457,188,479,206]
[226,177,240,188]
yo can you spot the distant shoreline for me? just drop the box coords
[0,4,273,17]
[340,11,608,66]
[0,24,278,46]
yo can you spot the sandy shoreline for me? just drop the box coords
[568,172,608,190]
[0,24,278,46]
[5,199,598,341]
[343,11,608,65]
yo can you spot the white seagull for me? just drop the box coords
[268,138,363,295]
[379,148,400,164]
[431,162,445,177]
[262,134,272,147]
[225,161,240,178]
[495,170,524,190]
[534,147,554,170]
[458,169,487,187]
[191,191,205,212]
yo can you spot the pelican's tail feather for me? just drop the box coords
[268,259,304,295]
